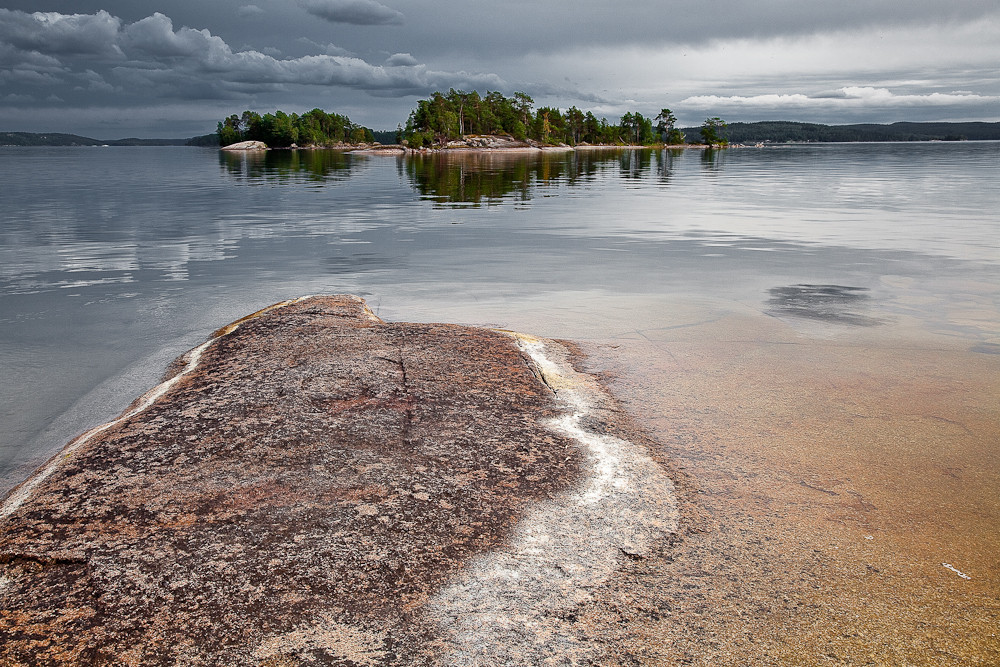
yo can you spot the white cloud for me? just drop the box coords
[385,53,418,66]
[682,87,1000,110]
[0,9,122,57]
[122,13,230,61]
[298,0,404,26]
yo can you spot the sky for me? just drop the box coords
[1,0,998,138]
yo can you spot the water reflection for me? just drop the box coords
[214,147,694,204]
[401,149,677,206]
[618,149,653,180]
[2,142,999,492]
[766,284,883,326]
[700,148,725,171]
[654,149,683,184]
[401,152,536,206]
[219,149,356,183]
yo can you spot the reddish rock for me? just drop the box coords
[0,296,584,665]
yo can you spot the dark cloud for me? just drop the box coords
[0,8,502,102]
[236,5,264,20]
[377,0,999,57]
[0,2,997,136]
[0,42,62,70]
[299,0,404,26]
[297,38,354,57]
[0,8,122,57]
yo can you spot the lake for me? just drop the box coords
[1,142,998,660]
[1,142,997,488]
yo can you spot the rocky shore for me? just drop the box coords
[221,135,714,155]
[0,295,675,665]
[5,295,989,665]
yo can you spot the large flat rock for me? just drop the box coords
[0,296,599,664]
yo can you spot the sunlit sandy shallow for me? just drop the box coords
[381,288,1000,664]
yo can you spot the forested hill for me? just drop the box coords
[0,132,195,146]
[682,121,1000,143]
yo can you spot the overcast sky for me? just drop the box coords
[1,0,998,138]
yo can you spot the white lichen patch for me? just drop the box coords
[428,334,679,666]
[253,614,387,666]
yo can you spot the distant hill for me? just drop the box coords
[678,121,1000,143]
[0,132,195,147]
[1,132,102,146]
[186,134,221,147]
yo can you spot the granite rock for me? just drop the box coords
[0,296,591,665]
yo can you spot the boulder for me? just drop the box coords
[220,140,268,151]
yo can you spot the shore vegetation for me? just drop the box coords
[401,90,691,148]
[699,117,729,147]
[217,109,374,148]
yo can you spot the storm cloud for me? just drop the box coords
[0,8,122,57]
[0,9,503,111]
[299,0,404,26]
[0,1,997,137]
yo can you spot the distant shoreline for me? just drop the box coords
[4,120,1000,148]
[222,140,719,155]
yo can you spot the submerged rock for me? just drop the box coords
[0,295,676,665]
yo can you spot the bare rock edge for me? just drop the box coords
[0,295,677,666]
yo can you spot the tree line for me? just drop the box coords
[215,93,734,148]
[401,90,700,148]
[217,108,374,147]
[702,121,992,143]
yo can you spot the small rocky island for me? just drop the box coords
[0,295,676,665]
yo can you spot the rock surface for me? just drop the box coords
[445,135,531,149]
[0,295,674,665]
[221,140,268,151]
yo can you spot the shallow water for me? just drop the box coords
[0,143,997,491]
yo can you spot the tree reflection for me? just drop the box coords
[218,149,357,183]
[401,149,682,206]
[700,148,725,172]
[217,147,694,200]
[655,149,683,184]
[618,149,652,180]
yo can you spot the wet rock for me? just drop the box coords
[0,296,586,665]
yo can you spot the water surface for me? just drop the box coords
[1,143,998,490]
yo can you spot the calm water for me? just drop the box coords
[1,143,998,491]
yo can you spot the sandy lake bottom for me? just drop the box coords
[541,293,998,665]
